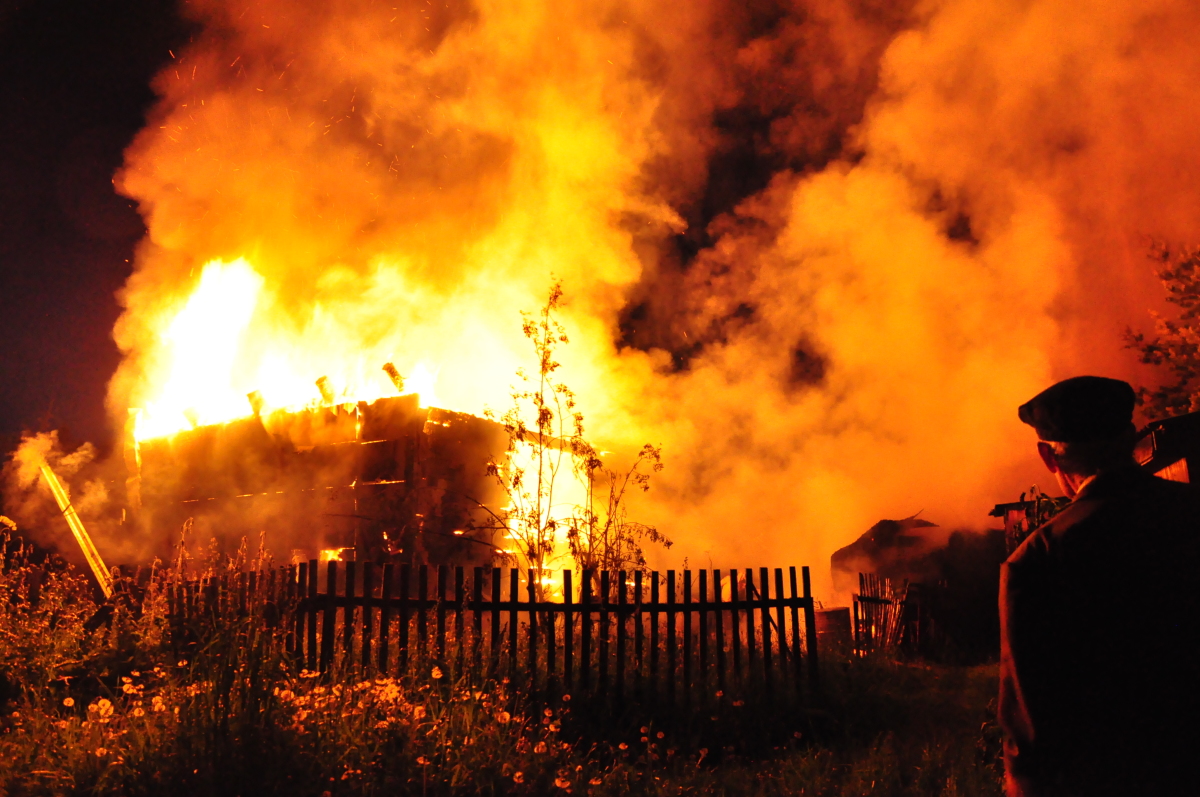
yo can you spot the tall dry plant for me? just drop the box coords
[481,283,670,594]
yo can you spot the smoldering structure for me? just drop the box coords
[126,383,508,567]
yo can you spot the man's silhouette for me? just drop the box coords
[1000,376,1200,796]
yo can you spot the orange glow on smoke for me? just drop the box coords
[101,0,1200,596]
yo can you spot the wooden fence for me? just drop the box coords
[853,573,909,654]
[168,562,821,704]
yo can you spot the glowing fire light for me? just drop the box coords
[132,257,443,441]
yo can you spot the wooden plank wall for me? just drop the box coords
[168,563,821,704]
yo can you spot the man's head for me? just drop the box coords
[1018,376,1137,497]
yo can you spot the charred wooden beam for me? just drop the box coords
[382,362,405,393]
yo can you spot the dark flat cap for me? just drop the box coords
[1018,376,1136,442]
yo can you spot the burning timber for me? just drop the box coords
[126,390,509,568]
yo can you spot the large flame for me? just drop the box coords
[107,0,1200,594]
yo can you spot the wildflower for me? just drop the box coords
[131,671,140,677]
[123,684,138,695]
[589,778,603,785]
[513,772,525,784]
[412,706,427,720]
[733,700,745,707]
[640,726,648,733]
[96,748,108,757]
[431,666,443,680]
[417,756,430,765]
[549,723,560,733]
[562,694,571,701]
[62,698,75,708]
[151,696,166,712]
[554,777,571,788]
[618,743,628,750]
[177,660,188,667]
[54,720,69,729]
[534,741,547,754]
[544,708,554,717]
[132,708,145,717]
[641,736,649,743]
[657,731,665,739]
[122,677,132,684]
[90,699,114,719]
[715,690,724,698]
[497,711,511,723]
[375,720,389,729]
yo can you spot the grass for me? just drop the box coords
[0,547,1002,796]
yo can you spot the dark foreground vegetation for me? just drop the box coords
[0,545,1002,796]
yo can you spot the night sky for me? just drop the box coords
[0,0,192,457]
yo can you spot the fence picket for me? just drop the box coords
[168,563,821,707]
[362,563,374,671]
[379,564,393,673]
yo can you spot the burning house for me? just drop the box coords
[126,383,509,567]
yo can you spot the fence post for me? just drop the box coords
[563,570,574,693]
[379,564,393,674]
[634,570,644,699]
[789,567,803,696]
[650,571,660,695]
[455,566,465,677]
[581,570,593,692]
[436,565,448,664]
[473,567,484,676]
[508,569,519,682]
[698,569,708,700]
[682,570,692,705]
[760,567,772,691]
[362,563,374,672]
[306,561,318,672]
[526,569,538,692]
[802,566,820,694]
[599,570,610,697]
[490,567,502,674]
[667,570,676,704]
[416,565,428,663]
[714,569,727,696]
[616,570,627,702]
[320,561,338,674]
[728,569,741,685]
[344,561,357,665]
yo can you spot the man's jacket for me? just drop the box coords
[999,466,1200,796]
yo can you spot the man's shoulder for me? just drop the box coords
[1006,469,1200,571]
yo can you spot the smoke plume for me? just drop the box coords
[92,0,1200,594]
